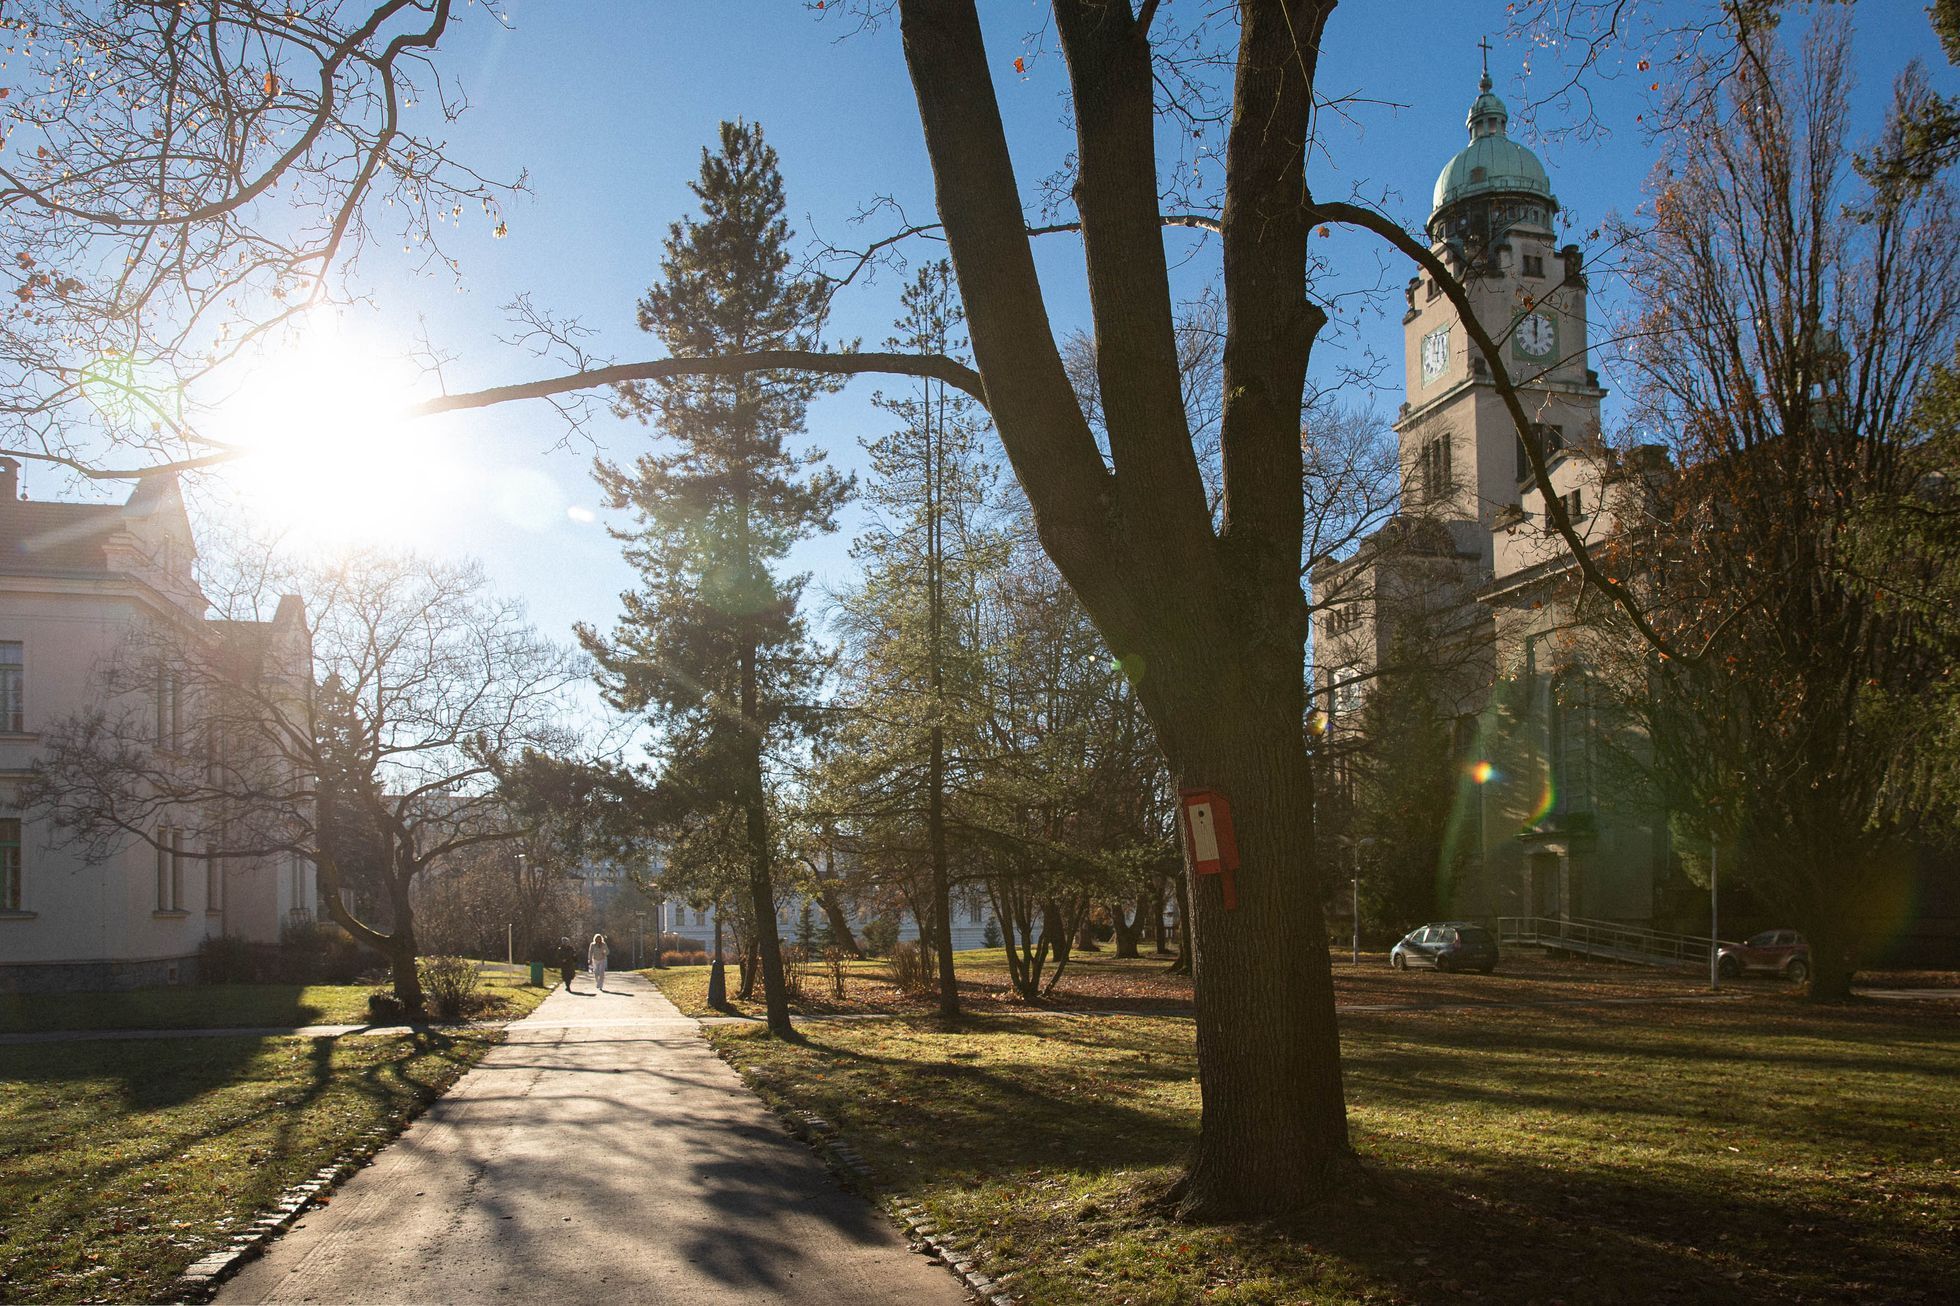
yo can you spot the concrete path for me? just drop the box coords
[217,973,966,1305]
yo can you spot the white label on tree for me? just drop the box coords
[1190,803,1219,863]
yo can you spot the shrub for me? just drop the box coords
[983,918,1003,949]
[197,933,271,984]
[688,950,709,965]
[782,944,808,1003]
[888,940,933,994]
[366,989,409,1023]
[862,914,900,957]
[823,945,849,1000]
[418,955,481,1022]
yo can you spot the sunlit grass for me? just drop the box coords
[709,998,1960,1304]
[0,1030,502,1303]
[0,970,547,1035]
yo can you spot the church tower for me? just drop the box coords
[1393,62,1606,563]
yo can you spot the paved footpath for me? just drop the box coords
[217,972,966,1305]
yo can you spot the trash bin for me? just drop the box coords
[528,961,544,987]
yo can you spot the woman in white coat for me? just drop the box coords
[588,933,610,992]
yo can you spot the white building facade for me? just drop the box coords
[0,461,315,991]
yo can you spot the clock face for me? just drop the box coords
[1516,312,1556,359]
[1421,327,1450,384]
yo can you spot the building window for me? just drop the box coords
[1425,279,1441,302]
[1418,436,1453,502]
[0,642,20,732]
[1330,670,1365,719]
[1550,670,1595,816]
[1,818,20,910]
[1545,489,1585,532]
[1517,425,1567,484]
[156,670,182,749]
[1523,253,1545,278]
[156,827,183,911]
[205,843,222,913]
[695,908,707,928]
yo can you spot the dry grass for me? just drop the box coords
[699,973,1960,1304]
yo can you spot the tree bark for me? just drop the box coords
[1111,896,1144,958]
[815,882,863,958]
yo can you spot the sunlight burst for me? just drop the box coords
[210,315,453,553]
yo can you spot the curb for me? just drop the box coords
[170,1126,395,1302]
[711,1042,1019,1304]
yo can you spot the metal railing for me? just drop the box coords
[1495,915,1720,968]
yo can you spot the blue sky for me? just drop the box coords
[128,2,1955,662]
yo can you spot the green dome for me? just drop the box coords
[1431,73,1556,217]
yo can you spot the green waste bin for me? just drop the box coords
[528,961,544,987]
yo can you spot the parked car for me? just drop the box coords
[1717,929,1810,982]
[1390,922,1498,973]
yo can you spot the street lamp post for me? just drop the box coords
[635,911,645,970]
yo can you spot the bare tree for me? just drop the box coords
[1601,13,1960,999]
[30,549,582,1009]
[0,0,516,479]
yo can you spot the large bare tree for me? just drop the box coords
[31,550,582,1009]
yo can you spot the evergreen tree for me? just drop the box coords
[822,262,1001,1017]
[580,121,848,1038]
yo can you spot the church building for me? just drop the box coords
[1311,65,1679,933]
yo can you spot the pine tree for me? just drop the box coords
[581,121,848,1039]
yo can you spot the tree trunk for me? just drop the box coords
[386,875,424,1012]
[898,0,1346,1218]
[815,883,863,958]
[1111,896,1144,958]
[928,722,960,1017]
[1163,719,1349,1217]
[1152,878,1170,954]
[1169,872,1193,976]
[1074,912,1103,952]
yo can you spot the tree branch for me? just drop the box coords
[410,349,987,418]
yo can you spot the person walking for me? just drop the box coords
[555,937,579,991]
[588,933,610,992]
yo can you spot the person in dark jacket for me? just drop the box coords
[555,937,579,991]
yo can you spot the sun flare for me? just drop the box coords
[210,315,453,553]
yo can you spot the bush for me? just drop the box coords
[888,940,933,994]
[689,950,709,965]
[418,955,481,1022]
[366,989,409,1023]
[862,914,901,957]
[196,933,270,984]
[782,944,809,1004]
[823,945,849,1000]
[983,918,1003,949]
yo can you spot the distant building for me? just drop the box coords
[0,459,315,991]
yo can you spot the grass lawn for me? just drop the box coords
[0,1028,505,1303]
[643,946,1750,1021]
[0,967,548,1034]
[705,994,1960,1304]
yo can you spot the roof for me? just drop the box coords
[1432,72,1556,217]
[0,500,130,573]
[0,470,190,578]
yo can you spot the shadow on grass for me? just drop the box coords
[0,1029,478,1303]
[719,1006,1960,1304]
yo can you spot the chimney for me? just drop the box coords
[0,457,17,505]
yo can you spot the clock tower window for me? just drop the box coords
[1523,253,1544,278]
[1417,436,1454,504]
